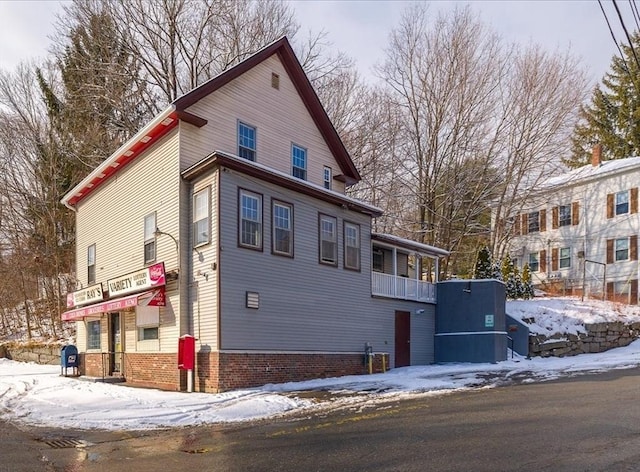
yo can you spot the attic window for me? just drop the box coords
[271,72,280,90]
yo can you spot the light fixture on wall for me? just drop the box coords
[155,227,180,275]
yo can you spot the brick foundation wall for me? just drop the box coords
[198,352,389,393]
[81,351,389,393]
[80,352,181,391]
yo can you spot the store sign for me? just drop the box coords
[66,283,104,308]
[107,262,166,297]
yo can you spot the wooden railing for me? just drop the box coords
[371,272,436,303]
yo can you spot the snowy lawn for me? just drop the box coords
[1,297,640,431]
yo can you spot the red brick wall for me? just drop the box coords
[203,352,389,393]
[83,351,389,393]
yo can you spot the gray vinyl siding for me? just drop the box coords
[215,170,435,367]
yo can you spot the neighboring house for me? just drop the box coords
[60,37,448,392]
[499,145,639,304]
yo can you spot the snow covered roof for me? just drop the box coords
[542,156,640,190]
[371,233,449,257]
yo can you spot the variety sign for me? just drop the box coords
[107,262,166,298]
[66,283,104,308]
[61,287,166,321]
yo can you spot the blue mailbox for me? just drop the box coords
[60,345,79,377]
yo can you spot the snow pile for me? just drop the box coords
[1,296,640,431]
[506,297,640,335]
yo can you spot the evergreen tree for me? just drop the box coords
[568,32,640,167]
[521,263,534,299]
[474,246,493,279]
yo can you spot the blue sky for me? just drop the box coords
[0,1,630,86]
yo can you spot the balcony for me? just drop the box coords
[371,272,436,303]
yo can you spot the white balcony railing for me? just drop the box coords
[371,272,436,303]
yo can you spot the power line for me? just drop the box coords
[612,0,640,70]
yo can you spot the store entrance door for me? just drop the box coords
[109,312,122,375]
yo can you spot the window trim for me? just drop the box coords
[615,238,629,261]
[237,120,257,161]
[558,205,571,227]
[138,326,159,341]
[271,199,294,257]
[343,221,361,271]
[318,213,338,266]
[87,244,96,285]
[323,166,332,190]
[559,247,571,269]
[86,319,101,350]
[527,211,540,233]
[193,187,210,247]
[616,190,629,216]
[528,252,539,272]
[238,188,263,251]
[143,212,157,265]
[291,143,307,180]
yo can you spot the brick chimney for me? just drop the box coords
[592,143,602,167]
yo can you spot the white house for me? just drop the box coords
[60,37,448,392]
[501,145,638,304]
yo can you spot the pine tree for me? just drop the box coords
[474,247,493,279]
[568,32,640,167]
[521,263,534,299]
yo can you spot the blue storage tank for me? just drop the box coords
[435,280,507,363]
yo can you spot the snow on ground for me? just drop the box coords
[2,297,640,432]
[506,297,640,335]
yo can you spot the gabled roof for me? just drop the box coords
[62,36,360,209]
[173,36,360,185]
[182,150,381,217]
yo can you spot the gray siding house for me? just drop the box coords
[61,37,448,392]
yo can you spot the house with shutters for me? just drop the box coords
[500,145,639,304]
[59,37,448,393]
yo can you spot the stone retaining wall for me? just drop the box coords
[529,322,640,357]
[0,344,62,365]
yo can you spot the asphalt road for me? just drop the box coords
[5,368,640,471]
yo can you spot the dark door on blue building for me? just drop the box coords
[395,311,410,367]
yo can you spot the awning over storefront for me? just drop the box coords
[61,287,166,321]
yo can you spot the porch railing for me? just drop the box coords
[371,272,436,303]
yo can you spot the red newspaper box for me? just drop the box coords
[178,335,195,370]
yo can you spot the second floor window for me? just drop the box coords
[616,238,629,261]
[144,213,156,264]
[319,214,337,265]
[193,188,210,247]
[559,205,571,227]
[292,144,307,180]
[344,222,360,270]
[616,190,629,215]
[528,252,539,272]
[239,189,262,249]
[559,247,571,269]
[323,166,332,190]
[528,211,540,233]
[87,244,96,284]
[272,200,293,256]
[238,122,256,161]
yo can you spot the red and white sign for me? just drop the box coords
[66,283,104,308]
[107,262,166,298]
[61,287,166,321]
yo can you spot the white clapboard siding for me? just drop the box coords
[74,131,181,353]
[180,55,346,194]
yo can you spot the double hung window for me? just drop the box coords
[238,122,256,161]
[319,214,337,265]
[344,222,360,270]
[528,252,539,272]
[323,166,332,190]
[193,188,210,247]
[272,200,293,256]
[144,213,156,264]
[528,211,540,233]
[239,190,262,249]
[559,247,571,269]
[559,205,571,227]
[616,191,629,215]
[292,144,307,180]
[615,238,629,261]
[87,244,96,284]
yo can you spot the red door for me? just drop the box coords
[395,311,410,367]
